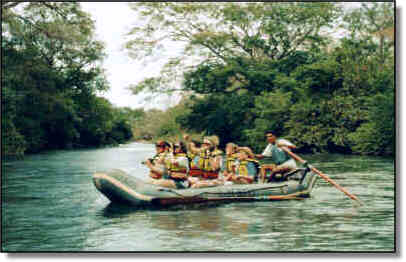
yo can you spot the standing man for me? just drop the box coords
[256,130,297,182]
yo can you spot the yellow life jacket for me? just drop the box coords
[212,149,223,157]
[165,153,188,173]
[197,150,208,171]
[197,149,222,172]
[187,151,196,161]
[237,158,260,177]
[225,153,238,173]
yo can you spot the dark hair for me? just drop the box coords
[156,140,170,148]
[191,140,202,147]
[175,141,187,153]
[264,130,281,137]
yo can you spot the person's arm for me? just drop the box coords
[235,176,254,184]
[146,159,163,179]
[210,155,223,171]
[280,144,296,150]
[168,156,189,179]
[237,146,254,156]
[170,172,188,179]
[188,141,205,155]
[257,144,273,159]
[149,172,161,179]
[255,154,265,159]
[183,134,201,154]
[145,159,154,169]
[225,173,235,181]
[276,139,296,149]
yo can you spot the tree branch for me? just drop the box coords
[2,1,22,10]
[37,2,68,20]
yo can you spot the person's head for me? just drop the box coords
[265,130,279,144]
[237,148,250,161]
[225,143,238,155]
[191,140,202,148]
[173,141,187,154]
[155,140,169,153]
[209,135,220,148]
[202,137,215,150]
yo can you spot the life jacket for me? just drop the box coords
[197,148,223,172]
[187,150,196,162]
[201,171,219,179]
[236,158,260,177]
[225,153,238,173]
[270,145,291,165]
[191,148,223,179]
[165,153,188,174]
[197,150,211,171]
[188,155,203,177]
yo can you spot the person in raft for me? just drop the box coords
[145,141,190,189]
[145,140,170,172]
[184,135,223,188]
[221,142,239,179]
[221,142,254,179]
[224,148,259,184]
[255,130,297,182]
[183,136,202,175]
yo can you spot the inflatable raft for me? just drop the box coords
[93,168,318,207]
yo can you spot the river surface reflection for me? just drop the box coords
[2,142,395,251]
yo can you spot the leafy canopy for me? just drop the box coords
[125,2,341,96]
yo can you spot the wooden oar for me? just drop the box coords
[281,147,363,206]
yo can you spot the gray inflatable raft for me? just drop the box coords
[93,168,318,207]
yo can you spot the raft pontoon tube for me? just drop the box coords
[93,168,318,207]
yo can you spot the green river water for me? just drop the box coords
[1,142,395,252]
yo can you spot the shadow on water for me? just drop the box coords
[100,202,228,218]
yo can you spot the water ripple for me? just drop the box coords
[1,143,395,252]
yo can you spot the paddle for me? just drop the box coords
[281,147,363,206]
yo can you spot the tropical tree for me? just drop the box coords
[125,2,342,96]
[2,2,135,156]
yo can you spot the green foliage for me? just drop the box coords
[243,90,292,152]
[131,100,194,143]
[348,87,394,155]
[125,2,341,96]
[183,62,237,94]
[1,3,134,156]
[3,2,394,157]
[177,93,255,148]
[164,3,394,156]
[293,58,343,99]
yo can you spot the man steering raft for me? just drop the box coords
[145,140,190,189]
[255,130,297,182]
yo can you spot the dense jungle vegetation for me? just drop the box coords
[2,2,394,157]
[126,2,395,156]
[2,2,137,156]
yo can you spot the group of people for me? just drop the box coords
[144,130,298,189]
